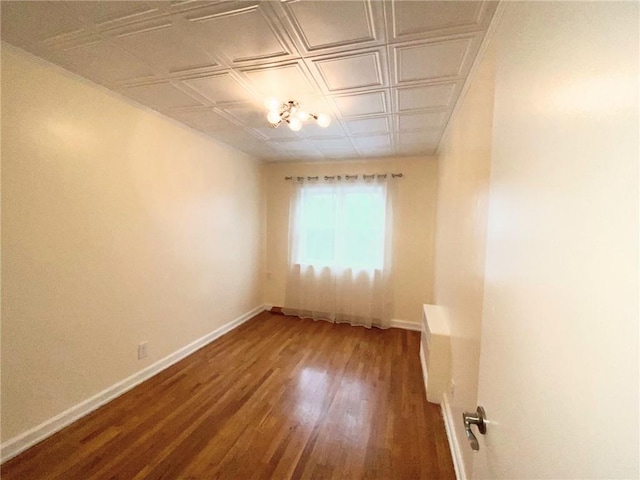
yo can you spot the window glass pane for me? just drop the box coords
[296,183,385,269]
[305,228,334,264]
[299,188,335,266]
[303,191,334,227]
[343,188,384,269]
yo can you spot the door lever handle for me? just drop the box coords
[462,406,487,451]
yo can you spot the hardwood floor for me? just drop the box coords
[1,312,455,479]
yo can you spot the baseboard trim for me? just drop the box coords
[441,393,467,480]
[0,304,268,464]
[421,345,465,479]
[390,318,422,331]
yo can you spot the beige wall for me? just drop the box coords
[264,157,438,324]
[1,48,264,442]
[432,40,496,476]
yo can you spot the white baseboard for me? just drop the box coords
[390,318,422,331]
[441,393,467,480]
[0,304,268,464]
[421,345,465,479]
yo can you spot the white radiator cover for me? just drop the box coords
[421,304,452,404]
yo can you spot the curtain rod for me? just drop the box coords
[284,173,403,181]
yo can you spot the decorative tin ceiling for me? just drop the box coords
[1,1,497,161]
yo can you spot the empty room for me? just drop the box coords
[1,1,638,479]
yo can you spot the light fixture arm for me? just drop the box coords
[265,98,330,130]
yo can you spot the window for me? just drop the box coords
[295,183,386,269]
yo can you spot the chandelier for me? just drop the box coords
[264,97,331,131]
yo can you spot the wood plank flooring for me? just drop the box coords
[1,312,455,479]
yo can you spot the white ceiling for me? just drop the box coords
[1,0,497,162]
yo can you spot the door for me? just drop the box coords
[470,2,639,478]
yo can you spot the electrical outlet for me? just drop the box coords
[449,379,455,397]
[138,342,148,360]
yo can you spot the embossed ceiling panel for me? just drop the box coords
[64,1,160,26]
[252,126,303,141]
[310,49,387,93]
[333,91,389,118]
[395,83,458,112]
[54,41,157,84]
[183,73,256,105]
[219,103,271,128]
[269,139,315,152]
[125,82,204,110]
[397,111,448,131]
[322,147,360,159]
[344,117,391,136]
[1,2,82,45]
[278,0,385,54]
[115,23,218,74]
[1,0,498,161]
[352,134,392,150]
[386,0,489,42]
[309,137,355,150]
[242,62,317,99]
[391,36,480,85]
[299,122,347,139]
[185,2,296,65]
[398,130,442,146]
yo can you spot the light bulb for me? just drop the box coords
[267,110,281,124]
[264,97,280,112]
[316,113,331,128]
[288,117,302,131]
[297,110,310,121]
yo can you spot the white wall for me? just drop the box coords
[264,157,438,325]
[1,47,264,443]
[475,2,638,478]
[433,38,496,477]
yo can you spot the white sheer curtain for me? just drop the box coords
[283,175,394,329]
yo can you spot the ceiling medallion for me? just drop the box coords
[264,97,331,131]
